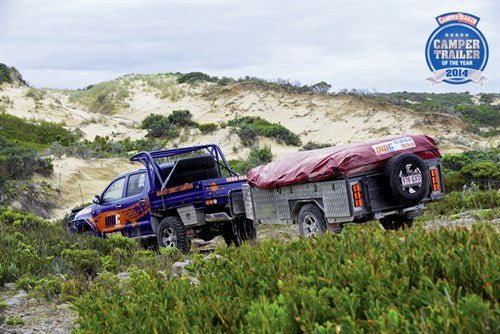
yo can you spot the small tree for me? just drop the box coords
[311,81,332,94]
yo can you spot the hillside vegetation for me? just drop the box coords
[373,92,500,137]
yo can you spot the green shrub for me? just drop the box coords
[442,148,499,191]
[0,137,54,186]
[229,116,301,147]
[141,110,196,139]
[310,81,331,94]
[141,114,180,139]
[177,72,217,84]
[0,63,12,84]
[196,123,218,134]
[230,146,273,174]
[74,224,499,333]
[62,249,102,277]
[217,77,235,86]
[301,141,331,151]
[167,109,195,127]
[425,190,500,216]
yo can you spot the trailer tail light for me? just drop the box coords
[351,183,363,208]
[205,198,218,206]
[430,168,440,192]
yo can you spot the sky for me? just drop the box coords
[0,0,499,93]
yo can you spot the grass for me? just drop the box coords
[68,79,131,114]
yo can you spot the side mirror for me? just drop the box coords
[92,195,101,205]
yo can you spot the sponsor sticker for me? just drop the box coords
[372,137,416,156]
[425,12,489,86]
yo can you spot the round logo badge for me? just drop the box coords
[425,12,489,86]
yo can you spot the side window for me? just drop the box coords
[126,172,147,197]
[102,177,126,203]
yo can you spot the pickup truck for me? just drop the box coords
[240,135,445,236]
[67,144,254,252]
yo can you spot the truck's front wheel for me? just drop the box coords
[157,217,191,253]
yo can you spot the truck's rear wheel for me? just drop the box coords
[380,216,413,230]
[223,219,256,247]
[298,204,327,238]
[157,217,191,253]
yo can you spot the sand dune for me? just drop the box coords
[1,77,497,218]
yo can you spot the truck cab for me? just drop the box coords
[67,168,155,238]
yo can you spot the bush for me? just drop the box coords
[231,146,273,174]
[141,110,196,138]
[74,224,499,333]
[0,63,12,84]
[310,81,331,94]
[141,114,180,139]
[177,72,217,84]
[229,116,301,147]
[442,148,500,191]
[196,123,218,134]
[425,190,499,216]
[167,109,196,127]
[0,137,53,186]
[301,141,330,151]
[62,249,102,277]
[0,207,143,288]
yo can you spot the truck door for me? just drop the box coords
[95,176,127,234]
[121,171,153,237]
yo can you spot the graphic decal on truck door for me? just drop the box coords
[93,172,152,233]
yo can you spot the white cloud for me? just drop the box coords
[1,0,498,92]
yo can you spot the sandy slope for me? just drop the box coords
[1,79,497,219]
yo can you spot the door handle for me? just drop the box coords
[139,199,146,203]
[116,204,122,208]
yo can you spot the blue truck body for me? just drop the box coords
[67,144,252,251]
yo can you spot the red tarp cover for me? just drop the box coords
[247,134,440,189]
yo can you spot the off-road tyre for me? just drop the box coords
[384,154,430,206]
[157,216,191,253]
[298,204,327,238]
[380,216,414,230]
[223,218,257,247]
[140,237,159,251]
